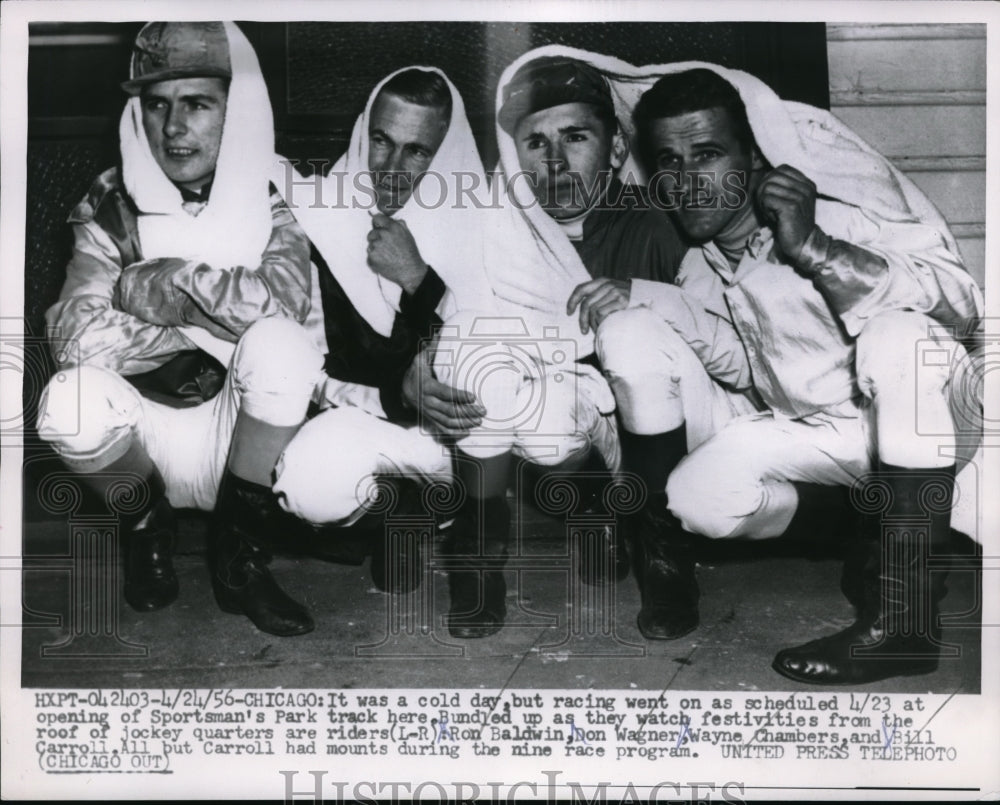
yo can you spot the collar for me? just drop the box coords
[556,209,589,241]
[746,226,774,259]
[573,176,628,238]
[703,225,774,282]
[177,177,214,204]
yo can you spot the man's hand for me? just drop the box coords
[755,164,819,266]
[401,347,486,439]
[367,213,428,295]
[116,259,185,324]
[566,277,631,335]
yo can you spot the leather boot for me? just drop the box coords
[839,529,870,611]
[575,451,629,587]
[630,492,699,639]
[121,470,179,612]
[786,482,864,607]
[445,496,510,639]
[211,470,314,636]
[772,464,955,684]
[370,480,423,595]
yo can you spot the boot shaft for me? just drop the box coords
[856,464,956,640]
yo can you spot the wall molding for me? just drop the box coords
[831,90,985,107]
[888,155,985,172]
[827,24,985,41]
[950,223,986,239]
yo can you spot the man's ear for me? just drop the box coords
[610,124,630,171]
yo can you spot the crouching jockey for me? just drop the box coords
[266,67,498,630]
[462,48,753,642]
[614,65,983,682]
[37,22,320,636]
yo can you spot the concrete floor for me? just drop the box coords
[20,492,982,694]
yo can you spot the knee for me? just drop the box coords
[37,366,139,456]
[274,410,382,524]
[666,457,760,539]
[856,311,947,398]
[596,307,681,383]
[232,318,322,392]
[516,387,594,467]
[433,310,521,401]
[518,430,591,468]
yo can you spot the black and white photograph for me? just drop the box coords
[1,0,997,800]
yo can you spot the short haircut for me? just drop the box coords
[634,69,754,163]
[376,69,452,126]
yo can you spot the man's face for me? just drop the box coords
[141,76,228,193]
[513,102,621,220]
[645,106,759,243]
[368,92,449,214]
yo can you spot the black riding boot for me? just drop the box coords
[82,443,178,612]
[370,479,423,595]
[575,450,629,586]
[631,492,699,640]
[211,470,314,636]
[121,469,179,612]
[773,464,955,684]
[445,496,510,639]
[785,482,864,607]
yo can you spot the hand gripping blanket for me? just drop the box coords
[487,45,982,359]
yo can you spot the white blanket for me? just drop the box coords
[487,45,979,359]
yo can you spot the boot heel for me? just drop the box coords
[210,581,243,616]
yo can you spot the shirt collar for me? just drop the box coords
[746,226,774,259]
[702,225,775,281]
[177,178,214,205]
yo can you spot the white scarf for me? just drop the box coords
[488,44,977,357]
[275,67,495,338]
[119,21,275,363]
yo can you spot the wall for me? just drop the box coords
[827,23,987,290]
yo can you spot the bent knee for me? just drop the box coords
[856,311,934,368]
[433,310,522,399]
[856,311,949,397]
[517,430,591,468]
[232,318,322,391]
[274,412,382,524]
[666,460,761,539]
[37,366,140,455]
[596,307,683,382]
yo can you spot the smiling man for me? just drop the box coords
[37,22,321,637]
[139,76,227,193]
[367,88,448,216]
